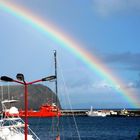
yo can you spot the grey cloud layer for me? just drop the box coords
[92,0,140,16]
[101,52,140,71]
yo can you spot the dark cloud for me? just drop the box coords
[92,0,140,16]
[101,52,140,71]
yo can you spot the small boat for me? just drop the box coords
[0,99,40,140]
[86,106,107,117]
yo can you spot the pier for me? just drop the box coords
[61,109,140,116]
[61,109,88,116]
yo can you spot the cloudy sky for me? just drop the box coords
[0,0,140,109]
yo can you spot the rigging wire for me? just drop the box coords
[58,57,81,140]
[57,63,73,139]
[58,54,79,139]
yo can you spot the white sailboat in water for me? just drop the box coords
[86,106,107,117]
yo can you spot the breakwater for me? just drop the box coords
[61,109,140,116]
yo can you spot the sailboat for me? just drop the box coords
[86,106,107,117]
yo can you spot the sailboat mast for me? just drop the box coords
[54,50,61,140]
[54,50,58,105]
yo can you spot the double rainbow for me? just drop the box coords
[0,0,139,108]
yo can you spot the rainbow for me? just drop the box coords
[0,0,140,108]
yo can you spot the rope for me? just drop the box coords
[58,59,81,140]
[58,80,73,139]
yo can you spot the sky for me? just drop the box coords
[0,0,140,109]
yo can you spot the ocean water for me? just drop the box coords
[29,116,140,140]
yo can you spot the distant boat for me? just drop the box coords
[86,106,107,117]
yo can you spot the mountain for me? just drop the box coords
[0,84,61,110]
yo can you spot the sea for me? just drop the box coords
[28,116,140,140]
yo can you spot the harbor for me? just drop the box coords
[61,109,140,117]
[0,1,140,139]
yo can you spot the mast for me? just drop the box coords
[54,50,60,140]
[54,50,58,105]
